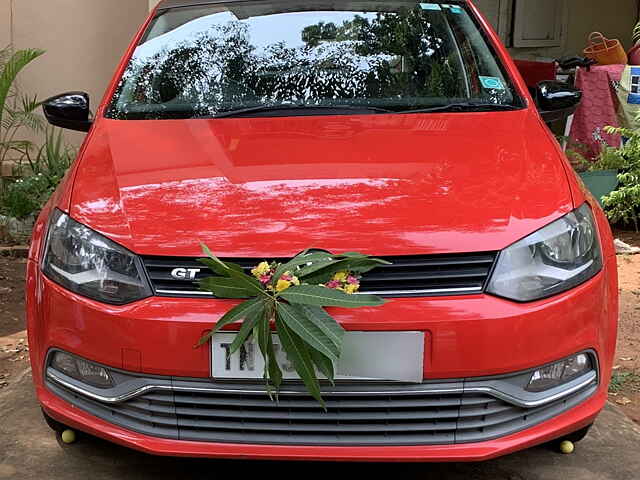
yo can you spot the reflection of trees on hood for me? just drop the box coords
[113,6,463,117]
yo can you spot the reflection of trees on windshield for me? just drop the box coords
[110,7,486,119]
[301,11,461,99]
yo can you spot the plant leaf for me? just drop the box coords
[279,285,386,308]
[272,251,335,283]
[275,312,324,408]
[291,304,345,348]
[265,323,283,391]
[303,257,390,284]
[198,244,244,276]
[277,302,340,362]
[198,257,245,276]
[309,348,335,384]
[256,306,282,393]
[200,243,270,298]
[294,258,344,279]
[199,277,255,299]
[0,48,45,131]
[229,301,265,354]
[196,297,263,347]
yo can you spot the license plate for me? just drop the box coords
[211,331,425,383]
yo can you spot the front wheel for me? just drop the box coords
[41,408,66,433]
[564,424,593,443]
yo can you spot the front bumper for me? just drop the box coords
[43,351,598,447]
[38,381,605,462]
[27,252,618,460]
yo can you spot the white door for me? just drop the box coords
[512,0,568,48]
[473,0,513,44]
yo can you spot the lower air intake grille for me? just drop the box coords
[142,252,497,298]
[47,378,596,446]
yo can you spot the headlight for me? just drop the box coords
[487,204,602,302]
[42,209,151,305]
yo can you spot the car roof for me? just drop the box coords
[158,0,234,9]
[157,0,467,9]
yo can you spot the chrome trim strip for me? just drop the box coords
[46,368,596,409]
[47,370,165,404]
[155,287,483,297]
[360,287,482,295]
[156,289,213,296]
[466,372,597,408]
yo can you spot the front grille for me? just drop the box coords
[142,252,497,298]
[47,379,596,446]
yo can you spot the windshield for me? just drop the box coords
[107,1,522,120]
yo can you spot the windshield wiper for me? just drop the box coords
[397,103,522,114]
[206,104,393,119]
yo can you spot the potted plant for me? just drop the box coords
[599,125,640,231]
[565,141,623,208]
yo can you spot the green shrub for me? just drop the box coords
[564,126,640,230]
[600,126,640,231]
[2,128,74,219]
[2,174,51,218]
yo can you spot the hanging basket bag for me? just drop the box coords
[583,32,628,65]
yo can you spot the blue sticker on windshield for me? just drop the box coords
[479,76,505,90]
[420,3,442,10]
[446,5,463,13]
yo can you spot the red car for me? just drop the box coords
[28,0,617,462]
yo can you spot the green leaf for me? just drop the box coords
[294,258,344,280]
[279,285,386,308]
[229,301,265,354]
[303,257,390,284]
[198,257,244,276]
[265,323,283,391]
[277,303,340,362]
[0,48,45,132]
[225,268,271,298]
[198,244,244,276]
[256,307,282,393]
[275,313,324,408]
[292,304,345,348]
[309,348,335,384]
[199,277,255,299]
[272,252,335,282]
[196,297,264,347]
[200,244,271,298]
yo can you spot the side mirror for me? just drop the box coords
[43,92,93,132]
[535,81,582,125]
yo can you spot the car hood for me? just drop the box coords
[69,111,573,257]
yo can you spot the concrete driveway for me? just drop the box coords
[1,367,640,480]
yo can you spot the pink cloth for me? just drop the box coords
[569,65,624,159]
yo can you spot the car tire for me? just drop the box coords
[41,408,67,433]
[564,424,593,443]
[543,424,593,452]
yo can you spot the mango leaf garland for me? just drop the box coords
[197,246,389,406]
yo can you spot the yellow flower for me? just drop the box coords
[344,284,359,295]
[333,271,348,282]
[291,275,300,286]
[251,261,271,278]
[276,279,292,292]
